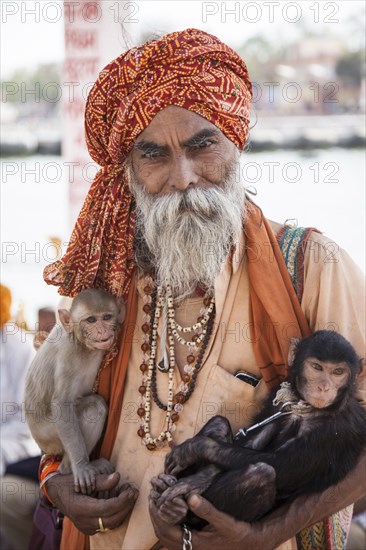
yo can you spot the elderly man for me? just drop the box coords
[42,29,365,550]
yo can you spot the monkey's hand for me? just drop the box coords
[154,465,220,525]
[73,458,115,494]
[46,472,139,536]
[150,474,188,525]
[73,462,101,494]
[91,458,115,475]
[150,473,178,503]
[165,436,218,476]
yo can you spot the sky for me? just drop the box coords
[1,0,365,78]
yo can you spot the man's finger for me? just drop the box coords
[187,494,234,527]
[96,498,137,530]
[99,485,138,518]
[79,481,138,518]
[187,495,214,519]
[94,472,121,492]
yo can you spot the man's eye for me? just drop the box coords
[193,140,216,150]
[142,150,162,159]
[86,316,96,323]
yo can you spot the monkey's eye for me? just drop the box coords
[86,316,97,323]
[103,314,112,321]
[333,368,346,375]
[312,362,323,371]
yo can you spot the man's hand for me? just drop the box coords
[149,494,271,550]
[46,472,138,536]
[150,451,366,549]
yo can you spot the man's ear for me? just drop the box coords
[124,160,133,192]
[288,337,300,366]
[58,309,73,333]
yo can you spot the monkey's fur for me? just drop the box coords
[25,288,125,494]
[152,331,366,527]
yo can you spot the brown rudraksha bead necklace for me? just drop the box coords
[137,275,216,450]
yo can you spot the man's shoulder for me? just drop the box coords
[268,219,283,235]
[268,220,334,248]
[268,220,349,291]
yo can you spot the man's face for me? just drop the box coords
[129,106,239,195]
[127,106,245,299]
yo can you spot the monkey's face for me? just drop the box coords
[75,304,119,351]
[297,358,350,408]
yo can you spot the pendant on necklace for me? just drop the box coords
[157,359,170,373]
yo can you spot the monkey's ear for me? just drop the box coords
[58,309,73,333]
[357,358,366,378]
[117,299,126,324]
[288,337,300,366]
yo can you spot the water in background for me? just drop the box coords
[1,148,364,326]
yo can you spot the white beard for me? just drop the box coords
[129,166,247,300]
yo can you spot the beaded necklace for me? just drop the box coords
[137,275,216,450]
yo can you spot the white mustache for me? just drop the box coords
[140,185,243,224]
[130,170,247,300]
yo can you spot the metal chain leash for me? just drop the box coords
[182,524,192,550]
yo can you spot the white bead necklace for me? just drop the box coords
[137,276,215,450]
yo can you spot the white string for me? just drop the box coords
[159,295,169,372]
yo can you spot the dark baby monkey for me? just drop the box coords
[151,331,366,527]
[25,288,125,494]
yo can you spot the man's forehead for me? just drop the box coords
[134,106,225,146]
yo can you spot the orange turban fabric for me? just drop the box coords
[44,28,252,299]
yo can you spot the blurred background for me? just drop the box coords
[1,0,365,328]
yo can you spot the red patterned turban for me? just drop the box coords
[44,28,252,299]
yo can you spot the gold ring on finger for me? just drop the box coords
[96,517,110,533]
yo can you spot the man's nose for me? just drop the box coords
[167,155,198,191]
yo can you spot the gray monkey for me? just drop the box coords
[24,288,125,494]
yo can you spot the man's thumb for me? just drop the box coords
[187,494,216,520]
[95,471,120,491]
